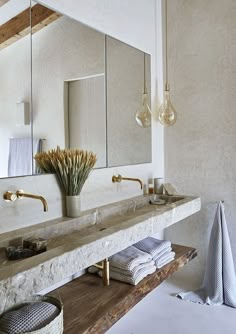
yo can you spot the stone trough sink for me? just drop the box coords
[0,194,201,313]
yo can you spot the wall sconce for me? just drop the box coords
[16,102,30,126]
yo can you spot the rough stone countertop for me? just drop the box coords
[0,194,200,313]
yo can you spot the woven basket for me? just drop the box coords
[0,295,63,334]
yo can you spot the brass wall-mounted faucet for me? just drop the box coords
[3,190,48,212]
[112,174,143,189]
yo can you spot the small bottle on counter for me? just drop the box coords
[154,177,164,194]
[148,178,154,194]
[143,183,149,195]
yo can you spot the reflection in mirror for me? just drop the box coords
[106,37,151,166]
[31,3,152,171]
[65,75,106,168]
[31,2,106,168]
[0,1,32,178]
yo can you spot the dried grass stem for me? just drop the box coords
[35,147,97,196]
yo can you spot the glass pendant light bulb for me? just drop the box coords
[135,53,152,128]
[158,84,177,127]
[135,93,152,128]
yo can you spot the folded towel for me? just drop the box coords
[153,246,172,261]
[109,246,152,271]
[110,260,155,277]
[98,265,156,286]
[155,251,175,269]
[134,237,171,258]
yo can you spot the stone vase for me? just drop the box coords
[66,195,81,218]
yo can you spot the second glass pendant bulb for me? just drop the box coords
[158,85,177,127]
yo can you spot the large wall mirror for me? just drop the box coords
[0,0,152,178]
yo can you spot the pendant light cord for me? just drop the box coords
[165,0,168,86]
[144,53,147,94]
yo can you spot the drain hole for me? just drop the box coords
[99,227,107,231]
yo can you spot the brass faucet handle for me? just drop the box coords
[112,174,122,183]
[3,191,17,202]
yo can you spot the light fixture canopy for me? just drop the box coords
[158,0,177,127]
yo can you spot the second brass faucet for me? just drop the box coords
[112,174,143,189]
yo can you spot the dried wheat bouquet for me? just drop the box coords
[35,147,97,196]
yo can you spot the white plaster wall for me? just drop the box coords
[0,0,164,234]
[165,0,236,283]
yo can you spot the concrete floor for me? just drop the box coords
[107,275,235,334]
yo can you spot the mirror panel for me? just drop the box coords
[106,36,151,166]
[0,2,32,178]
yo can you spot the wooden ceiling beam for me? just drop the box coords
[0,4,61,50]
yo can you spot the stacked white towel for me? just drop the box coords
[109,245,152,271]
[89,246,156,286]
[134,237,175,269]
[108,246,156,285]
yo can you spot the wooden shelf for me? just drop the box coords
[49,244,197,334]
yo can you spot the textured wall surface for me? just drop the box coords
[165,0,236,283]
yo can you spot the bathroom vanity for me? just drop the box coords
[0,194,200,318]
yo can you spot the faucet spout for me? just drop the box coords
[16,190,48,212]
[112,174,143,190]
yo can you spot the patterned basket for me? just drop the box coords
[0,295,63,334]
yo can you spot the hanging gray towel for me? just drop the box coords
[8,138,42,177]
[177,202,236,308]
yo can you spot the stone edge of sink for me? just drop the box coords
[0,194,186,247]
[0,195,201,313]
[0,195,199,278]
